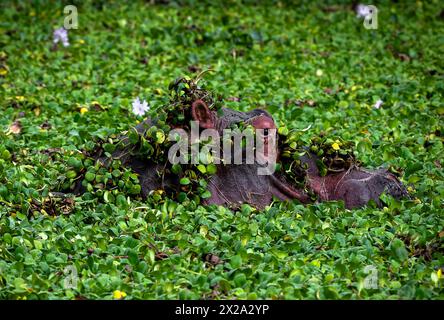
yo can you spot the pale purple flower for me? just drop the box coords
[53,27,69,47]
[374,99,383,109]
[132,97,150,116]
[356,4,371,18]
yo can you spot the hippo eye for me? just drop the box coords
[263,128,269,136]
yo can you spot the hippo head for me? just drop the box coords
[185,99,311,208]
[190,99,278,170]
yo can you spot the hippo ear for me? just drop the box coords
[191,100,215,129]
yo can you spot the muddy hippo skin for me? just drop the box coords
[299,154,408,208]
[110,100,408,209]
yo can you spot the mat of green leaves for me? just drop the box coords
[0,1,442,299]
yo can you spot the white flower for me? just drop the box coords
[356,4,371,18]
[132,97,150,116]
[374,99,383,109]
[53,27,69,47]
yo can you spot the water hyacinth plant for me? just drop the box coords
[374,99,383,109]
[355,4,372,18]
[132,97,150,116]
[53,27,69,47]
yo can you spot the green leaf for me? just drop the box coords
[230,255,242,269]
[338,100,348,108]
[278,126,289,136]
[103,143,116,153]
[200,190,211,199]
[67,157,82,169]
[66,170,77,179]
[85,172,95,182]
[1,149,11,160]
[390,239,409,261]
[129,184,141,195]
[196,164,206,174]
[128,249,139,266]
[357,140,372,154]
[116,194,128,208]
[206,164,217,175]
[234,273,247,286]
[171,164,182,174]
[156,130,165,144]
[128,128,140,144]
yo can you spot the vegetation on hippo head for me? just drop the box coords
[308,135,357,176]
[165,71,223,125]
[62,73,224,206]
[277,126,358,191]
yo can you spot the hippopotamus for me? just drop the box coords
[101,98,408,210]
